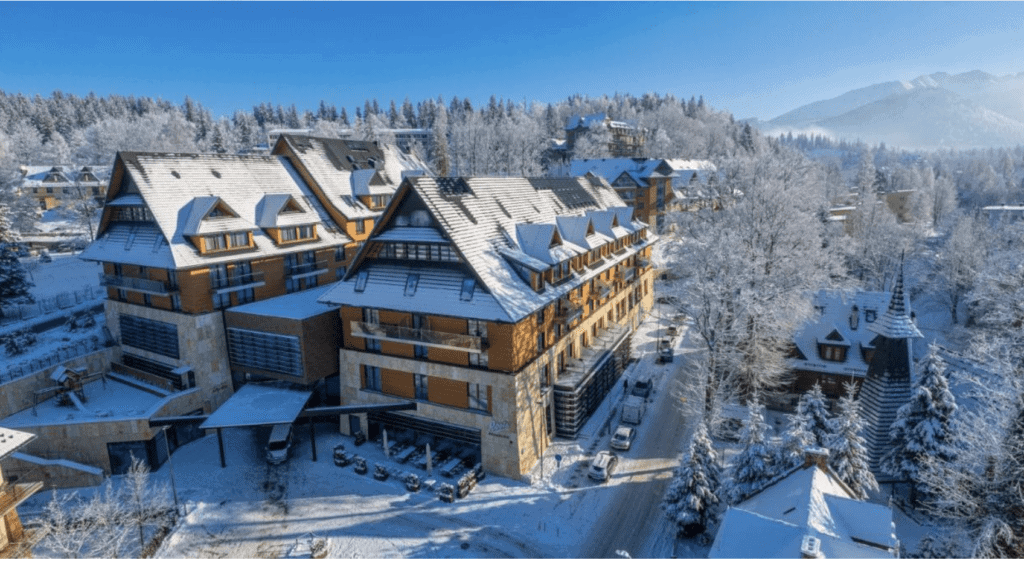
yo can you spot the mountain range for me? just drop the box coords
[760,71,1024,150]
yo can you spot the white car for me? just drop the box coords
[610,426,636,451]
[589,451,618,482]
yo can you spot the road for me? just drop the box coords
[579,319,702,558]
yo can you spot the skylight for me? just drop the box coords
[354,271,369,292]
[460,278,476,302]
[405,274,420,296]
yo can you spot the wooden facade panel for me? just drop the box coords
[427,316,467,334]
[341,306,364,349]
[382,341,414,358]
[301,311,342,380]
[179,268,212,313]
[428,348,467,366]
[428,375,469,409]
[382,369,414,398]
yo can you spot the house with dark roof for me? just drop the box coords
[570,158,676,229]
[317,175,656,478]
[710,449,899,559]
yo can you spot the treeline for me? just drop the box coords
[0,89,767,183]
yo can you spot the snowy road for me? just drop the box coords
[580,322,700,558]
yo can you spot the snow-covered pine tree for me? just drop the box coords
[771,407,815,475]
[662,422,722,537]
[430,105,451,176]
[883,343,958,500]
[0,203,34,308]
[724,396,775,504]
[797,383,836,449]
[827,382,878,498]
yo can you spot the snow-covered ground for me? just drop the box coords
[22,302,699,559]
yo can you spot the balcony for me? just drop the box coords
[286,259,329,279]
[595,279,612,300]
[210,271,266,294]
[350,320,488,354]
[553,298,583,326]
[0,480,44,518]
[637,257,652,270]
[620,267,637,282]
[100,273,178,296]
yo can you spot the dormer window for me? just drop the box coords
[818,344,848,362]
[279,224,315,243]
[202,231,252,253]
[864,309,877,323]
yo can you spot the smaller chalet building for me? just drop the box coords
[18,165,110,210]
[564,113,644,158]
[318,176,656,478]
[787,290,891,400]
[710,449,899,559]
[570,159,677,229]
[0,428,42,558]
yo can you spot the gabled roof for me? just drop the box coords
[569,158,677,188]
[710,463,897,559]
[254,194,319,229]
[319,176,655,322]
[790,290,890,379]
[274,134,430,220]
[80,152,350,269]
[20,164,111,186]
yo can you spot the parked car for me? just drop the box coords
[632,377,653,399]
[265,423,293,465]
[621,395,646,425]
[589,451,618,482]
[610,426,636,451]
[658,338,674,363]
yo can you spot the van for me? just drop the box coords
[621,395,646,425]
[266,423,293,465]
[632,377,653,399]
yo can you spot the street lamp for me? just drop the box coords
[162,426,181,517]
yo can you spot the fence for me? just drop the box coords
[0,336,105,384]
[0,285,103,325]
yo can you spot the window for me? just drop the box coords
[227,328,302,377]
[469,350,488,368]
[280,225,314,243]
[204,235,224,251]
[119,314,179,359]
[819,345,848,362]
[213,292,231,309]
[536,309,545,325]
[235,286,255,305]
[363,365,382,391]
[405,274,420,296]
[354,271,369,292]
[302,274,317,289]
[537,332,545,354]
[540,363,550,387]
[286,277,298,293]
[356,219,366,234]
[335,267,345,279]
[229,232,249,248]
[460,278,476,301]
[335,246,346,262]
[864,309,877,323]
[469,383,489,412]
[171,294,181,312]
[414,374,429,400]
[363,308,381,352]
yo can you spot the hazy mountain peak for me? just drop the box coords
[768,70,1024,150]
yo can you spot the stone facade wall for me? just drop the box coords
[104,300,233,409]
[0,347,121,420]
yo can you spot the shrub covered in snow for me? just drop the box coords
[3,328,37,355]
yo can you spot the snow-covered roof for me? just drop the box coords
[790,290,890,379]
[275,134,429,221]
[80,152,351,270]
[569,158,676,189]
[0,378,165,427]
[227,285,339,321]
[319,176,654,323]
[710,464,897,559]
[0,427,35,459]
[564,113,638,132]
[867,270,923,340]
[200,383,314,429]
[20,164,111,187]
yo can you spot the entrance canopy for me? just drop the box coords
[200,383,313,430]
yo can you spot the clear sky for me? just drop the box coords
[2,2,1023,121]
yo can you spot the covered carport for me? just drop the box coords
[149,382,416,467]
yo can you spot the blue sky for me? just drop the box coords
[2,2,1023,121]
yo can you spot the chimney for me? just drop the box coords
[803,447,830,471]
[800,535,822,558]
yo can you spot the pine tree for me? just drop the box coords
[771,408,816,474]
[663,422,722,537]
[0,203,34,308]
[827,382,878,498]
[431,105,451,176]
[884,343,958,500]
[724,396,775,504]
[797,383,836,449]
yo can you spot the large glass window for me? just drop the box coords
[119,314,179,359]
[364,365,382,391]
[469,383,489,413]
[226,328,302,377]
[414,374,429,400]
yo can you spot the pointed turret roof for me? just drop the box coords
[866,267,922,340]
